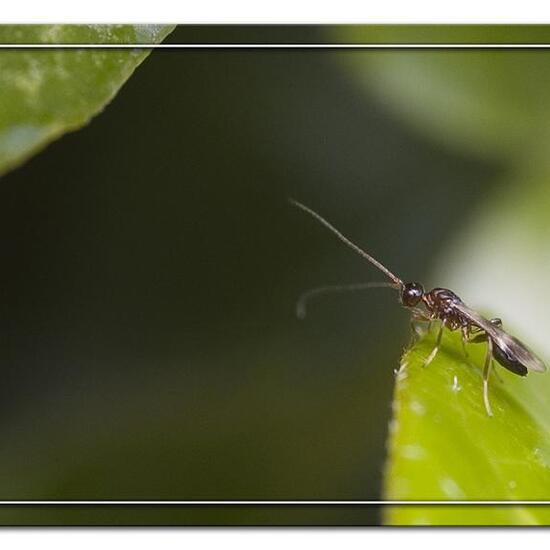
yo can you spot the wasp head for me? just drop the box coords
[400,282,424,307]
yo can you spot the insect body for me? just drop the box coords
[290,199,546,416]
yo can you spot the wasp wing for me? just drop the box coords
[453,301,547,373]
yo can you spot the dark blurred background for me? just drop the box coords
[0,26,502,524]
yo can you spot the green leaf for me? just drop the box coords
[384,327,550,525]
[0,24,174,176]
[333,26,550,161]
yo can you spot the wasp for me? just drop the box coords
[290,199,546,416]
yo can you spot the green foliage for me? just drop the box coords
[385,328,550,525]
[335,26,550,162]
[0,25,174,176]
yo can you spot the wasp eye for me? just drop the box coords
[401,282,424,307]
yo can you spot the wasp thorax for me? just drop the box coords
[401,282,424,307]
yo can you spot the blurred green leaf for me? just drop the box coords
[0,24,174,176]
[433,171,550,363]
[335,26,550,161]
[384,327,550,525]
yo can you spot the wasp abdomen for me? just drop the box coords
[493,343,529,376]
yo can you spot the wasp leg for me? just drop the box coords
[482,337,494,417]
[469,318,502,344]
[487,319,504,382]
[461,326,469,358]
[466,320,504,385]
[469,328,486,344]
[465,328,504,384]
[423,322,444,368]
[488,320,504,383]
[408,308,431,346]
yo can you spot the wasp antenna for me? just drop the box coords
[289,198,403,286]
[296,281,398,320]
